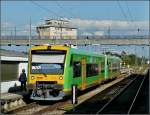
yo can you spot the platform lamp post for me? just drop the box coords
[108,26,111,39]
[117,44,122,69]
[92,44,100,53]
[102,47,106,55]
[104,54,108,79]
[134,28,140,67]
[10,29,13,46]
[10,26,16,46]
[141,46,144,65]
[29,16,32,48]
[14,26,16,39]
[134,45,137,67]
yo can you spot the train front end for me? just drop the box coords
[28,45,69,100]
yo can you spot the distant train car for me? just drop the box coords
[28,45,121,100]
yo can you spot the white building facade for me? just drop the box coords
[37,19,77,39]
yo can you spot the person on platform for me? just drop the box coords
[19,69,27,91]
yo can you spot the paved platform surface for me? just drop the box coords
[1,93,23,101]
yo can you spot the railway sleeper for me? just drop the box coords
[2,98,26,113]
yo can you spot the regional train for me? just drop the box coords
[28,45,121,100]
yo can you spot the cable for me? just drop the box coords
[30,0,64,19]
[116,0,140,35]
[117,0,130,23]
[125,1,134,22]
[124,1,138,33]
[54,1,78,19]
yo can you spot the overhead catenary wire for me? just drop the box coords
[124,1,139,33]
[30,0,64,19]
[116,0,140,35]
[117,0,130,24]
[54,1,78,19]
[124,1,134,22]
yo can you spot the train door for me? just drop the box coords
[98,62,102,83]
[81,58,86,90]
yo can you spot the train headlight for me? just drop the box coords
[59,76,63,80]
[31,76,35,80]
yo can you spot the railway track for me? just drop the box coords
[10,100,67,115]
[129,70,149,114]
[96,73,147,114]
[65,73,136,114]
[7,70,147,115]
[9,102,37,114]
[8,73,129,115]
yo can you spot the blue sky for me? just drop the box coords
[1,1,149,36]
[1,1,149,21]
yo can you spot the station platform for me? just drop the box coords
[1,93,23,102]
[1,91,30,113]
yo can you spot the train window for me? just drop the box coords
[101,69,105,73]
[73,62,81,78]
[70,55,73,66]
[86,64,98,77]
[32,63,64,74]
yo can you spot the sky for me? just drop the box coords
[1,0,149,36]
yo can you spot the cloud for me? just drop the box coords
[1,22,14,36]
[81,32,93,36]
[1,22,13,28]
[94,31,104,36]
[1,22,38,36]
[1,19,149,36]
[69,18,149,30]
[68,18,149,36]
[24,24,36,31]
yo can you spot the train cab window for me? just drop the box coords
[31,50,66,74]
[73,62,81,78]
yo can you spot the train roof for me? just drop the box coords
[70,47,121,62]
[70,47,105,58]
[30,45,121,62]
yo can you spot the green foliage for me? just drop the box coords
[105,51,147,66]
[121,53,147,65]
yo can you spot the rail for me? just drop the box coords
[127,73,147,114]
[96,74,146,114]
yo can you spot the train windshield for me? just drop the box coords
[31,50,66,74]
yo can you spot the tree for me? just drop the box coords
[121,51,127,56]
